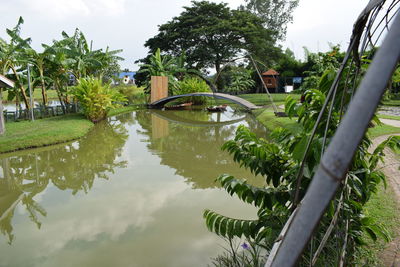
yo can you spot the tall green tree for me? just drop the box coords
[144,1,276,85]
[242,0,299,41]
[0,17,32,109]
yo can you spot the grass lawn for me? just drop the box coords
[356,182,400,265]
[378,114,400,121]
[2,89,59,102]
[239,93,300,106]
[0,114,93,154]
[382,99,400,107]
[368,123,400,138]
[253,109,302,134]
[0,104,143,154]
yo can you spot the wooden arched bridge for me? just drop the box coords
[149,92,259,110]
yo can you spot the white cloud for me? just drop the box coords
[18,0,127,19]
[86,0,127,16]
[23,0,91,19]
[0,0,374,69]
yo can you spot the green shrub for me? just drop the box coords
[226,70,255,94]
[114,85,146,104]
[176,77,211,104]
[71,77,126,123]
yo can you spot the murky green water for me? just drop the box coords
[0,108,267,267]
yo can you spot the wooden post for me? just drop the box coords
[0,75,15,135]
[151,76,168,103]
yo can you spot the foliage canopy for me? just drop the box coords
[144,1,276,75]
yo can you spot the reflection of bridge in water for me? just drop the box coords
[149,92,259,110]
[150,109,246,127]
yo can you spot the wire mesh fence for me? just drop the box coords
[2,104,79,122]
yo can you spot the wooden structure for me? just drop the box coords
[150,92,259,110]
[151,76,168,103]
[164,102,193,110]
[0,74,15,135]
[151,114,169,139]
[262,69,280,93]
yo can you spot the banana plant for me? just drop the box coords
[138,48,183,94]
[59,29,103,80]
[0,17,32,109]
[26,48,50,106]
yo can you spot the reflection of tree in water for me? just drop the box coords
[136,110,267,189]
[0,120,129,244]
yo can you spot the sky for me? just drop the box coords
[0,0,367,70]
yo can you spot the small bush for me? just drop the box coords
[114,85,146,104]
[175,77,211,105]
[71,77,126,123]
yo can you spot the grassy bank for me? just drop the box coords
[253,107,400,139]
[368,123,400,138]
[0,114,94,154]
[382,99,400,107]
[0,106,140,153]
[240,93,299,106]
[0,104,142,154]
[253,109,301,134]
[378,114,400,121]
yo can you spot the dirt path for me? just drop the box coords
[372,131,400,266]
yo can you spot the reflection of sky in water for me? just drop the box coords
[208,106,245,121]
[0,109,265,267]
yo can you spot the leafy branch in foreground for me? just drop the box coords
[204,68,397,266]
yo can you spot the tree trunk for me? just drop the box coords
[11,66,30,110]
[215,61,221,91]
[54,81,66,114]
[40,70,48,106]
[19,83,29,110]
[194,73,217,93]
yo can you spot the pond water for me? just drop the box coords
[0,108,267,267]
[2,100,61,112]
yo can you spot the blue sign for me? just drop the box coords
[293,77,302,84]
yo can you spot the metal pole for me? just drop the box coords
[0,89,5,135]
[249,55,278,113]
[266,12,400,267]
[27,64,34,121]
